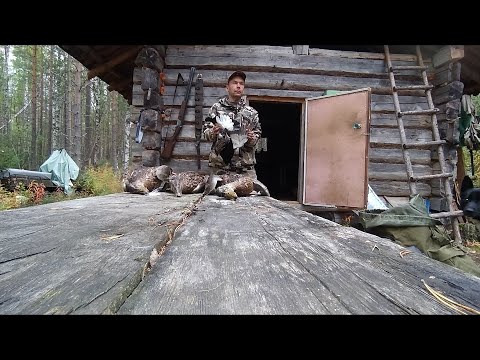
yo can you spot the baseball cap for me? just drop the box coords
[228,71,246,83]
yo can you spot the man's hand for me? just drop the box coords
[212,124,221,135]
[246,129,257,141]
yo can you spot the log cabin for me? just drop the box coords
[58,44,480,240]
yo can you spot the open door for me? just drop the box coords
[301,88,371,209]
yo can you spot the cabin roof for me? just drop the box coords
[59,45,480,104]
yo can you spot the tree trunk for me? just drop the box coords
[64,55,71,151]
[72,58,82,166]
[48,45,54,154]
[91,78,102,166]
[123,111,131,177]
[39,56,45,161]
[83,79,92,168]
[2,45,9,135]
[111,92,118,171]
[30,45,38,169]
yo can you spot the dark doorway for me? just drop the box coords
[249,100,302,201]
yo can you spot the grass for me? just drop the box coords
[0,165,124,211]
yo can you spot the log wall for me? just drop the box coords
[130,45,464,207]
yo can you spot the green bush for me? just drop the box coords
[0,165,124,211]
[75,165,123,196]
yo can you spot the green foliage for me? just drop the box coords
[75,165,123,196]
[0,135,21,168]
[0,164,124,211]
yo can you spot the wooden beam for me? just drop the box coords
[77,45,104,63]
[87,46,143,80]
[432,45,464,68]
[107,78,132,92]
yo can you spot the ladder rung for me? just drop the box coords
[410,173,453,181]
[389,65,428,71]
[403,140,446,149]
[399,108,439,116]
[393,85,433,91]
[430,210,464,219]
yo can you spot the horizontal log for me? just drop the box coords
[308,48,420,62]
[163,98,432,130]
[368,147,431,165]
[161,123,209,142]
[432,81,464,105]
[142,149,160,167]
[432,45,464,68]
[160,139,212,156]
[368,163,433,181]
[166,45,420,62]
[163,85,428,107]
[370,128,433,146]
[167,45,296,56]
[165,54,422,79]
[431,62,461,86]
[162,91,429,111]
[369,180,431,197]
[162,69,427,97]
[161,158,210,172]
[370,113,431,128]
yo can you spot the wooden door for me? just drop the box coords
[302,88,371,209]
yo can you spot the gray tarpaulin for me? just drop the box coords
[39,149,79,195]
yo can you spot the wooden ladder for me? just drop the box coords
[384,45,463,244]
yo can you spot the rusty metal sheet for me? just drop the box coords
[302,88,371,208]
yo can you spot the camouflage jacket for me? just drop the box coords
[203,95,261,171]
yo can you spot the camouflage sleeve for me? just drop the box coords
[244,112,261,148]
[203,106,218,142]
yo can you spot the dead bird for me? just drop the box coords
[204,172,270,200]
[168,171,210,197]
[123,165,172,195]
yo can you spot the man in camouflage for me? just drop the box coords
[203,71,262,179]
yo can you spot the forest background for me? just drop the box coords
[1,45,480,200]
[0,45,130,175]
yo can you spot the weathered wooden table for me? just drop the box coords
[0,192,479,314]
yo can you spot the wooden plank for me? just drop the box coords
[0,193,203,314]
[432,45,464,68]
[116,196,479,314]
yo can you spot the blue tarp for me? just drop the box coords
[39,149,79,195]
